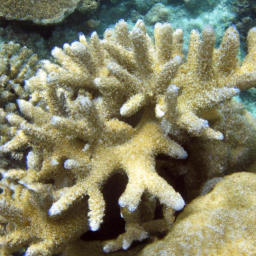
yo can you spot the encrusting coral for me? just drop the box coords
[0,0,100,24]
[0,20,256,255]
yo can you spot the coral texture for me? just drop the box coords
[0,42,38,109]
[0,0,100,24]
[0,20,256,255]
[0,42,38,167]
[139,172,256,256]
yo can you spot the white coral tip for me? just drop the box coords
[51,46,62,57]
[120,104,131,116]
[103,244,112,253]
[119,198,137,212]
[79,96,91,107]
[79,33,87,43]
[213,131,224,140]
[51,116,61,125]
[122,239,132,250]
[173,197,185,211]
[155,104,166,118]
[177,148,188,159]
[167,84,179,94]
[63,43,70,51]
[71,41,83,51]
[48,203,61,216]
[64,159,78,169]
[173,55,183,64]
[5,114,17,124]
[90,219,100,231]
[94,77,101,87]
[50,158,59,166]
[233,87,240,94]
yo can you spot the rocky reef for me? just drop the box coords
[0,18,256,255]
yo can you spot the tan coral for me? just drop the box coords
[103,195,175,253]
[77,0,100,13]
[139,172,256,256]
[0,20,256,255]
[0,41,38,109]
[0,173,89,256]
[0,0,100,24]
[101,21,256,141]
[171,25,256,139]
[0,42,38,166]
[0,25,186,254]
[99,20,184,119]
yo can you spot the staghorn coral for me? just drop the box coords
[0,42,38,109]
[182,100,256,201]
[0,170,89,256]
[0,0,100,25]
[0,20,256,255]
[139,172,256,256]
[0,42,39,167]
[101,21,256,140]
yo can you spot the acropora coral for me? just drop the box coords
[0,20,256,255]
[0,42,38,109]
[0,0,100,24]
[0,42,38,168]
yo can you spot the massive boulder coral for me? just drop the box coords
[0,20,256,255]
[0,0,100,24]
[139,172,256,256]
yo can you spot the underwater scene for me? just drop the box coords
[0,0,256,255]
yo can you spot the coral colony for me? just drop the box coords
[0,19,256,255]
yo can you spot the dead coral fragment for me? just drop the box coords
[0,0,100,24]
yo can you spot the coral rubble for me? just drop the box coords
[0,0,100,24]
[0,20,256,255]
